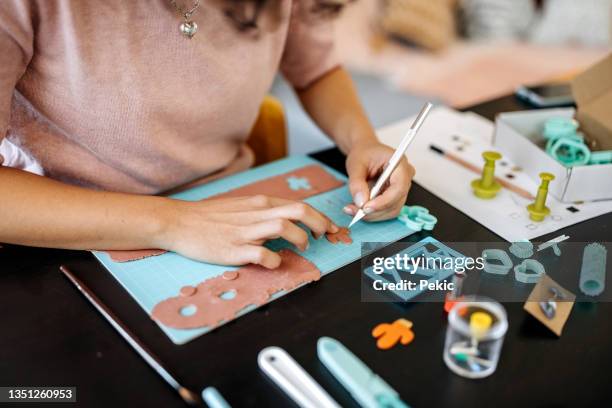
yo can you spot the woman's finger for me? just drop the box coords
[363,202,405,221]
[246,219,310,251]
[363,160,413,213]
[238,245,282,269]
[346,155,371,209]
[200,195,293,212]
[246,202,338,238]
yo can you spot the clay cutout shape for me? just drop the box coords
[325,227,352,245]
[105,165,344,262]
[372,318,415,350]
[151,249,321,329]
[180,286,197,297]
[287,176,311,191]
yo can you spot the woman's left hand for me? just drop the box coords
[344,140,415,221]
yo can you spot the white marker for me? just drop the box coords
[258,346,340,408]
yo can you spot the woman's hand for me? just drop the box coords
[344,140,415,221]
[156,195,339,269]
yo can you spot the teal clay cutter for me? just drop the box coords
[542,117,594,167]
[543,117,580,151]
[588,150,612,165]
[514,259,545,284]
[482,249,513,275]
[548,137,591,166]
[317,337,410,408]
[398,205,437,231]
[579,243,607,297]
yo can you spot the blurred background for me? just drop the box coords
[274,0,612,154]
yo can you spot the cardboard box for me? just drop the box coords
[572,54,612,151]
[493,55,612,203]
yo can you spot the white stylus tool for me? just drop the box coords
[258,346,340,408]
[348,102,433,229]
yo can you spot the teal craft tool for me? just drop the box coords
[363,237,465,302]
[348,102,433,228]
[202,387,231,408]
[397,205,437,231]
[59,266,200,406]
[258,346,340,408]
[579,242,607,296]
[513,259,545,284]
[317,337,410,408]
[589,150,612,165]
[482,249,513,275]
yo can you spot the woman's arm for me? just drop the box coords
[296,67,415,220]
[0,166,337,268]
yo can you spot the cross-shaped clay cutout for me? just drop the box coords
[287,176,312,191]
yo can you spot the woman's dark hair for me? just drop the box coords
[224,0,352,31]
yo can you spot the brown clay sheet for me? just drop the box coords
[151,249,321,329]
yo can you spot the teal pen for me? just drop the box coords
[317,337,410,408]
[202,387,231,408]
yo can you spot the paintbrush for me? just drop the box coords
[429,144,535,200]
[59,266,200,406]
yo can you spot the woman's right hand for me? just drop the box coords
[155,195,339,269]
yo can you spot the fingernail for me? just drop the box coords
[364,206,374,214]
[343,206,354,215]
[354,192,365,208]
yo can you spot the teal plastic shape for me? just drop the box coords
[509,240,534,259]
[398,205,438,231]
[543,117,579,139]
[588,150,612,165]
[482,249,513,275]
[579,243,607,297]
[363,237,465,301]
[202,387,231,408]
[318,337,410,408]
[514,259,545,284]
[548,137,591,167]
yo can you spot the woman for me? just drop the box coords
[0,0,414,268]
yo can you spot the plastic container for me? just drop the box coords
[443,297,508,379]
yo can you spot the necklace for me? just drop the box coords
[169,0,201,39]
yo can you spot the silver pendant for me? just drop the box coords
[179,20,198,38]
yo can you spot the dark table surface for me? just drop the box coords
[1,94,611,408]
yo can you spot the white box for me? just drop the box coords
[493,108,612,203]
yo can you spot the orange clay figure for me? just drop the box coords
[325,227,353,244]
[372,318,415,350]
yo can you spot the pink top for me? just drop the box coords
[0,0,338,193]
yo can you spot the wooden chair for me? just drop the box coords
[247,95,288,166]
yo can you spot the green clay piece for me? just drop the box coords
[471,151,502,199]
[527,172,555,222]
[454,353,469,363]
